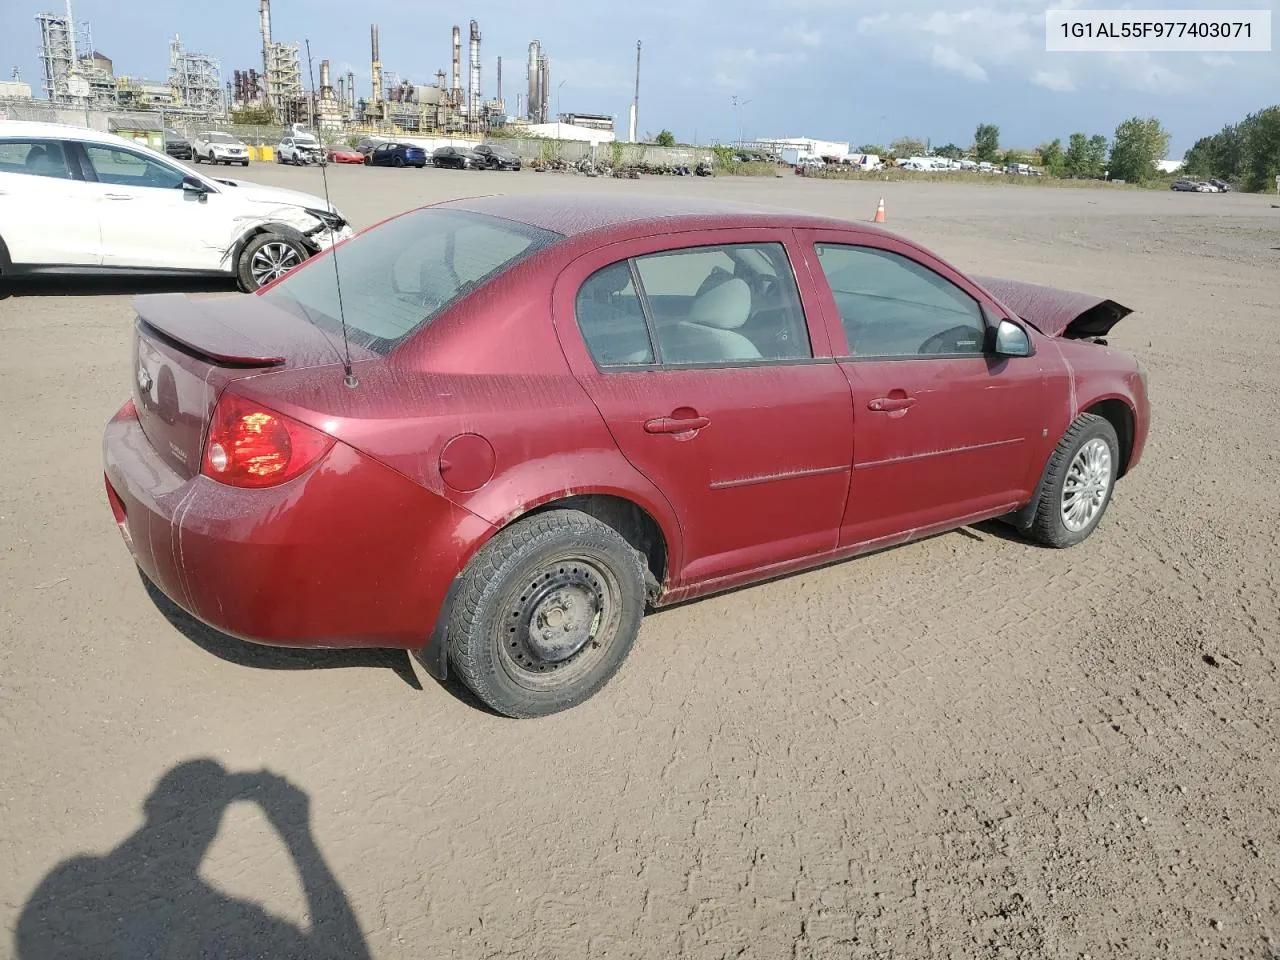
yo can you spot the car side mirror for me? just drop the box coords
[181,176,209,202]
[993,318,1031,357]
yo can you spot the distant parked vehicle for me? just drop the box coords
[471,143,522,170]
[276,135,326,166]
[354,136,386,157]
[365,141,427,168]
[1208,178,1231,192]
[163,127,192,161]
[432,145,482,169]
[192,131,250,166]
[326,145,365,164]
[1171,178,1199,191]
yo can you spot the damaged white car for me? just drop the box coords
[0,120,354,292]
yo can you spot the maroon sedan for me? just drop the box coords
[102,195,1149,717]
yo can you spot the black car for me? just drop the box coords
[432,146,482,169]
[365,141,427,168]
[164,128,193,161]
[1208,178,1231,192]
[471,144,522,170]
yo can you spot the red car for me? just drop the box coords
[326,146,365,164]
[102,195,1149,718]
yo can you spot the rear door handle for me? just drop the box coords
[644,415,710,434]
[104,193,134,200]
[868,396,916,412]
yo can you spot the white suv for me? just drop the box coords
[276,135,326,166]
[0,120,355,291]
[192,130,250,166]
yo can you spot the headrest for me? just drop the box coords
[689,276,751,330]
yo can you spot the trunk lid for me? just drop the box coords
[972,275,1133,339]
[130,292,364,479]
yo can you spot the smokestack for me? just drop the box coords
[347,70,355,108]
[496,56,502,106]
[371,24,382,105]
[538,56,549,124]
[452,25,462,110]
[468,20,481,120]
[319,58,331,97]
[527,40,539,121]
[260,0,273,108]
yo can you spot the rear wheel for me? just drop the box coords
[393,155,405,168]
[1026,413,1120,548]
[446,510,647,718]
[237,233,308,292]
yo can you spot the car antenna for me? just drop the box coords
[304,38,358,389]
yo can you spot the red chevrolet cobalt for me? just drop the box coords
[103,195,1149,717]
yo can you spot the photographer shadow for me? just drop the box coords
[14,759,372,960]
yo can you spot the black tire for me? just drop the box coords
[1026,413,1121,548]
[446,509,648,718]
[236,232,309,293]
[241,160,249,167]
[393,155,404,168]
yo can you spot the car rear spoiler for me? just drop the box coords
[972,275,1133,340]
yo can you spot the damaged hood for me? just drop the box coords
[206,177,337,215]
[973,275,1133,340]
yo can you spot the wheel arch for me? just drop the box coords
[1081,395,1135,477]
[227,221,320,270]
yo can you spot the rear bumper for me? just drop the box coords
[103,409,492,650]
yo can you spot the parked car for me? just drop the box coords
[354,136,385,157]
[326,145,365,164]
[276,135,326,166]
[101,194,1149,719]
[1208,178,1231,192]
[432,145,482,169]
[1171,178,1200,191]
[163,127,192,161]
[471,143,522,170]
[192,131,250,166]
[365,141,427,168]
[0,119,353,292]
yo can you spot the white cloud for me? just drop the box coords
[710,46,808,91]
[1201,54,1235,68]
[1032,67,1074,92]
[931,45,988,81]
[782,20,823,48]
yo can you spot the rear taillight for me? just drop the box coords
[110,397,138,422]
[201,392,335,488]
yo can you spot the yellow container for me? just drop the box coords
[250,145,273,162]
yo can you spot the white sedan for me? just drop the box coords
[0,120,355,292]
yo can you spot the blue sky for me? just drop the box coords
[5,0,1276,154]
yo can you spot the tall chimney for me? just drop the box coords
[319,59,331,97]
[496,56,502,106]
[527,40,539,121]
[259,0,273,108]
[468,20,481,120]
[346,70,355,108]
[538,56,549,124]
[371,24,382,104]
[630,40,641,143]
[451,25,462,110]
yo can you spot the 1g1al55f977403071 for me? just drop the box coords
[1045,8,1271,52]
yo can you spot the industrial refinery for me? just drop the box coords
[15,0,626,139]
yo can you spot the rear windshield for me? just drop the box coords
[260,207,562,355]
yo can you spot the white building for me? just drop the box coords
[523,121,616,145]
[756,136,850,161]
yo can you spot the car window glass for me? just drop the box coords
[0,139,74,180]
[82,144,186,190]
[814,243,986,358]
[633,242,812,365]
[575,261,654,367]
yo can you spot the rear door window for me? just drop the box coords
[0,139,75,180]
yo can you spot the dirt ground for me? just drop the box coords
[2,165,1278,960]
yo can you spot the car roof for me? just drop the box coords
[0,118,142,149]
[437,193,885,240]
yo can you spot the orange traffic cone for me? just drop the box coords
[873,196,885,223]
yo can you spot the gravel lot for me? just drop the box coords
[2,165,1278,959]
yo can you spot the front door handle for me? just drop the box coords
[868,396,916,412]
[104,193,134,200]
[644,414,710,434]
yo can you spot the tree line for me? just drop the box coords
[857,118,1172,183]
[1181,106,1280,192]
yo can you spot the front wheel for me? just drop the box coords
[1026,413,1121,548]
[236,232,308,292]
[446,510,648,718]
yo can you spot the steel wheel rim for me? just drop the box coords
[249,242,302,286]
[497,554,622,693]
[1061,437,1113,532]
